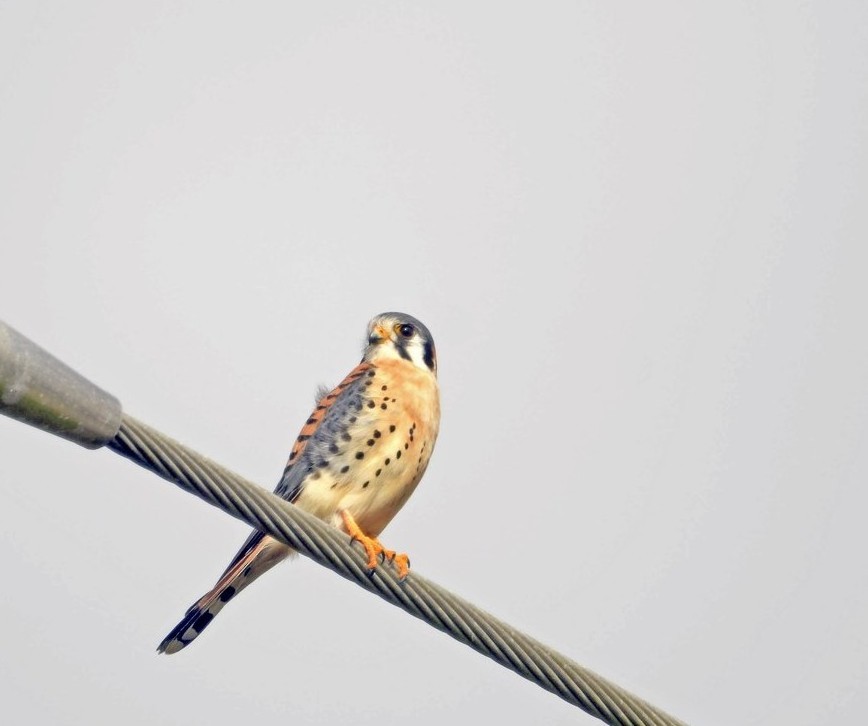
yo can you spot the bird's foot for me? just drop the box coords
[341,511,411,579]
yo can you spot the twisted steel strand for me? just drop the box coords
[0,320,684,724]
[108,414,685,726]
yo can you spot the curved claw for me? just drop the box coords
[340,510,411,579]
[391,552,410,579]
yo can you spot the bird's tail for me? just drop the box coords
[157,532,291,654]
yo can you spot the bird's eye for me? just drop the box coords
[396,323,415,338]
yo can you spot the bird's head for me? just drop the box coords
[363,312,437,375]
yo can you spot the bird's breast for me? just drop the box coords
[293,359,440,537]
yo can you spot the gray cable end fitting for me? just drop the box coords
[0,320,122,449]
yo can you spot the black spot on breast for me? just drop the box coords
[362,481,369,489]
[220,586,236,603]
[384,458,391,466]
[374,430,381,438]
[367,370,376,377]
[340,465,350,474]
[349,416,357,423]
[355,451,364,460]
[381,385,388,391]
[367,439,375,446]
[375,469,381,477]
[396,450,401,459]
[342,432,352,442]
[389,425,396,433]
[404,443,409,450]
[380,403,387,410]
[329,443,339,454]
[317,459,328,468]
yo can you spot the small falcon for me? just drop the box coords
[158,312,440,654]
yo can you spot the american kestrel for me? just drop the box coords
[158,312,440,654]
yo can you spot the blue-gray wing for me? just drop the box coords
[216,361,372,580]
[273,360,372,501]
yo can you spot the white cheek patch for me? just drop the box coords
[373,338,430,372]
[400,339,427,370]
[375,344,404,364]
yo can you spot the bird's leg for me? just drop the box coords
[340,510,410,579]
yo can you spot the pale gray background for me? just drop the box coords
[1,2,866,724]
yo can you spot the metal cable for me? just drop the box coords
[108,414,686,726]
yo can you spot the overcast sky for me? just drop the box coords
[2,2,867,724]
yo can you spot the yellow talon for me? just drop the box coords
[341,511,411,579]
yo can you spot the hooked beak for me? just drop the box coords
[367,324,390,345]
